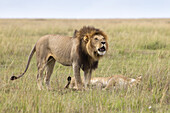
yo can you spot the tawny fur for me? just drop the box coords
[10,26,108,90]
[65,75,142,90]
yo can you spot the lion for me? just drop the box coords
[65,75,142,90]
[10,26,108,90]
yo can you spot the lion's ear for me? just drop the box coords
[73,29,78,38]
[83,36,89,42]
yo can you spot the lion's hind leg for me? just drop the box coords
[36,47,48,90]
[37,61,46,90]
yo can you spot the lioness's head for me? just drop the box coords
[129,76,142,87]
[76,26,108,61]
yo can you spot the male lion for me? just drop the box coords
[10,26,108,90]
[65,75,142,90]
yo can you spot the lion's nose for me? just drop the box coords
[101,42,106,44]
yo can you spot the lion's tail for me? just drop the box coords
[10,45,36,80]
[64,76,72,89]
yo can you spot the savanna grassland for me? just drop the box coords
[0,19,169,113]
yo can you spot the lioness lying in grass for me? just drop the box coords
[64,75,142,90]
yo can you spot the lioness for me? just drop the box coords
[65,75,142,90]
[10,26,108,90]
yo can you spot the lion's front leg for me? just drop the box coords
[73,62,83,90]
[103,78,116,90]
[84,69,92,89]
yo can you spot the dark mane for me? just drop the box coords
[73,26,107,71]
[75,26,107,40]
[79,48,98,71]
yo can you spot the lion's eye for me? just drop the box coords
[94,38,98,40]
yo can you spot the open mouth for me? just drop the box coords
[97,46,106,55]
[98,46,106,52]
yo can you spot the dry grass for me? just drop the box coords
[0,19,169,113]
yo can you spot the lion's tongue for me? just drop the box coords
[98,46,105,52]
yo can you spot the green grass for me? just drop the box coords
[0,19,169,113]
[141,40,167,50]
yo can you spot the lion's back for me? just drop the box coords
[36,35,74,66]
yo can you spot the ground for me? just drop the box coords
[0,19,169,112]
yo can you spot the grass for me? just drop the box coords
[0,19,169,113]
[141,41,167,50]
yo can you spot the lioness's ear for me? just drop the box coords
[83,36,89,42]
[137,76,142,80]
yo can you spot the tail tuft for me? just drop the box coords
[10,76,18,80]
[67,76,71,82]
[64,76,72,89]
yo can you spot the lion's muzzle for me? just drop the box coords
[97,46,106,55]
